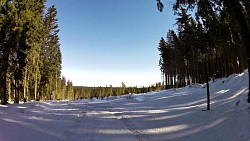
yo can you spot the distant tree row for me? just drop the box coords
[0,1,64,104]
[158,7,247,89]
[73,82,164,100]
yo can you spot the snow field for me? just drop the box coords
[0,71,250,141]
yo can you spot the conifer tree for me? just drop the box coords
[0,0,10,104]
[23,0,46,101]
[40,5,61,100]
[66,80,74,100]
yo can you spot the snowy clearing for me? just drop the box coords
[0,71,250,141]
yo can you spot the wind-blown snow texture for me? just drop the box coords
[0,71,250,141]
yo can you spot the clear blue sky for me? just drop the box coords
[46,0,176,87]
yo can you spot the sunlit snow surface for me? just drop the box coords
[0,70,250,141]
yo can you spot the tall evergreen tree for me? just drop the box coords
[39,5,61,100]
[23,0,46,101]
[0,0,9,104]
[66,80,74,100]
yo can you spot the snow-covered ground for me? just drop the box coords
[0,71,250,141]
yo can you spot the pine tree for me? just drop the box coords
[40,5,61,100]
[66,80,74,100]
[60,76,66,100]
[23,0,46,101]
[0,0,10,104]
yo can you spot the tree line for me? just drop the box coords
[0,0,65,104]
[157,0,250,104]
[158,8,247,88]
[73,82,164,100]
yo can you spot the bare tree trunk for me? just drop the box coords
[165,73,168,89]
[205,61,210,110]
[23,68,27,100]
[8,79,11,103]
[1,52,9,105]
[14,79,19,104]
[34,69,38,101]
[34,59,40,101]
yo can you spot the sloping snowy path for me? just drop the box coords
[0,71,250,141]
[0,100,140,141]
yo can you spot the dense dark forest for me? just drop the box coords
[0,0,65,104]
[157,0,250,104]
[158,9,247,88]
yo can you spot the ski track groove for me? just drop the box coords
[110,104,149,141]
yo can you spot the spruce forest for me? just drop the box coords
[0,0,63,104]
[73,82,164,100]
[157,0,250,104]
